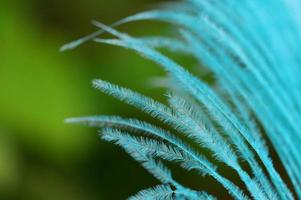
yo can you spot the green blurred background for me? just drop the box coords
[0,0,173,199]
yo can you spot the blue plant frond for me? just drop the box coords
[66,116,216,174]
[137,37,190,54]
[176,30,293,199]
[64,0,301,199]
[67,115,247,199]
[167,95,278,200]
[92,20,294,200]
[127,184,175,200]
[101,128,217,200]
[127,184,216,200]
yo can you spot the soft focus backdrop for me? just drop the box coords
[0,0,171,199]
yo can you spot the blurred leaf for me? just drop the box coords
[0,2,97,163]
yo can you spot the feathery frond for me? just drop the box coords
[64,0,301,199]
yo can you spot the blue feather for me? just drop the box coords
[64,0,301,199]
